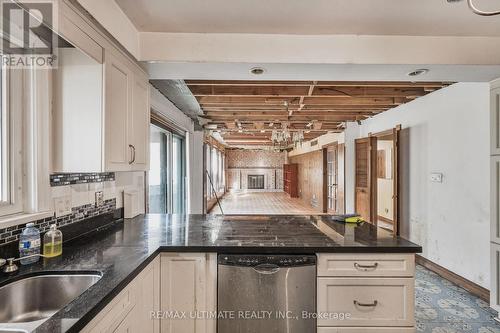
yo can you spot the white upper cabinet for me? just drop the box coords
[52,3,150,172]
[104,50,132,171]
[52,16,104,173]
[129,72,150,171]
[104,50,150,171]
[492,85,500,156]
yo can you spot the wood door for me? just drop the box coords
[355,137,377,223]
[337,143,346,214]
[324,143,339,214]
[392,127,400,235]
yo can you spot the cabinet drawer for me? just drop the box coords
[318,327,415,332]
[317,254,414,277]
[317,278,414,327]
[82,283,136,333]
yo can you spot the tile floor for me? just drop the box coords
[416,265,500,332]
[210,191,321,215]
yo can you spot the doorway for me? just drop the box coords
[323,142,345,214]
[148,123,186,214]
[355,126,400,234]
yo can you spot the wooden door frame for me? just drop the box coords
[368,124,401,235]
[354,137,378,224]
[322,142,341,214]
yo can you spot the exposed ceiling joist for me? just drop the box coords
[185,80,450,146]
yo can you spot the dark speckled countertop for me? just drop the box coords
[0,214,421,333]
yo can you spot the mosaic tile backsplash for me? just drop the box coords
[50,172,115,186]
[0,198,116,245]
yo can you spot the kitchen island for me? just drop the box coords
[0,214,421,333]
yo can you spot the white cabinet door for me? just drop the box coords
[104,51,132,171]
[160,253,217,333]
[492,87,500,156]
[81,256,160,333]
[113,313,136,333]
[492,156,500,244]
[136,256,161,333]
[491,243,500,313]
[129,74,150,171]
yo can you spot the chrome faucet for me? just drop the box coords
[0,254,48,273]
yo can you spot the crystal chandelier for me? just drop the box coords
[270,123,305,148]
[271,122,291,147]
[292,130,305,147]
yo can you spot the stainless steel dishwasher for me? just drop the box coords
[218,254,316,333]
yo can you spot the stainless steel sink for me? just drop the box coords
[0,273,101,325]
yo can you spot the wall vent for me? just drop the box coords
[310,140,319,147]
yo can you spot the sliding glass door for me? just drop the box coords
[148,124,186,214]
[172,134,185,214]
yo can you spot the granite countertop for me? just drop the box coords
[0,214,422,333]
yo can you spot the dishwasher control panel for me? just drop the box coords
[218,254,316,267]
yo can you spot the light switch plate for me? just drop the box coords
[54,196,71,217]
[95,191,104,207]
[430,172,443,183]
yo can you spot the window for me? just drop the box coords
[205,140,226,203]
[0,67,23,216]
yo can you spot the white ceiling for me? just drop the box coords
[116,0,500,36]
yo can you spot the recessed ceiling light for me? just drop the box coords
[407,69,429,77]
[250,67,266,75]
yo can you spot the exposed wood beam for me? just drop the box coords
[190,85,428,98]
[184,79,451,146]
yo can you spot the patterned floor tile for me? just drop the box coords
[417,265,500,333]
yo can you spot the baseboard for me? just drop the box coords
[416,255,489,302]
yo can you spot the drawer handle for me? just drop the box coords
[128,144,136,164]
[354,262,378,271]
[253,264,280,275]
[353,300,378,307]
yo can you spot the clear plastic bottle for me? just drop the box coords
[43,224,63,258]
[19,223,41,265]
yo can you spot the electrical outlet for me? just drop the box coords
[95,191,104,207]
[54,196,71,217]
[430,172,443,183]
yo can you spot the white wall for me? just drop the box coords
[288,132,344,157]
[353,83,490,288]
[150,87,204,213]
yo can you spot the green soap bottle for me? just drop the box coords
[43,224,63,258]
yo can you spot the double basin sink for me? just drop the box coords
[0,272,101,332]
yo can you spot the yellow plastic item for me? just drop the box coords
[345,216,364,223]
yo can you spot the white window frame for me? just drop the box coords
[0,65,52,226]
[0,66,23,216]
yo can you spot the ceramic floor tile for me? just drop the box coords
[210,191,321,215]
[417,265,500,332]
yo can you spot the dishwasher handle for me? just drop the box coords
[253,263,280,274]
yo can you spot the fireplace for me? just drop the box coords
[247,175,265,189]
